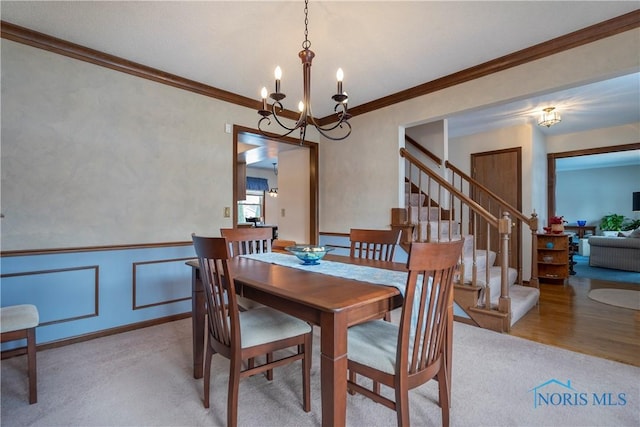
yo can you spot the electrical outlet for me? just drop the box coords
[281,208,286,217]
[224,207,230,218]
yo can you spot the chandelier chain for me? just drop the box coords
[302,0,310,50]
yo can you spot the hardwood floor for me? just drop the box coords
[510,275,640,367]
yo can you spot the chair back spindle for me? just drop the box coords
[220,227,272,256]
[192,236,239,357]
[346,239,464,426]
[350,228,402,262]
[400,241,462,376]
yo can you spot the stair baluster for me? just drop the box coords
[397,147,540,332]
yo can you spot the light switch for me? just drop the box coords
[224,207,231,218]
[225,123,232,134]
[281,208,286,217]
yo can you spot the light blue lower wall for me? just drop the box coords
[2,237,469,351]
[319,234,469,319]
[1,244,196,349]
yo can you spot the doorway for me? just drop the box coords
[232,125,319,245]
[547,142,640,220]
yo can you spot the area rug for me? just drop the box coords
[588,288,640,310]
[572,255,640,284]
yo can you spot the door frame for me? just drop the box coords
[547,142,640,220]
[233,125,319,245]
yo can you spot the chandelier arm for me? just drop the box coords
[268,101,301,132]
[305,101,343,131]
[258,113,299,139]
[311,118,352,141]
[258,120,298,139]
[258,115,271,129]
[307,113,350,133]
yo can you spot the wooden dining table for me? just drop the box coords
[187,253,445,426]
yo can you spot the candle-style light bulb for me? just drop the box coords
[298,101,304,112]
[261,87,268,109]
[336,68,344,94]
[274,66,282,94]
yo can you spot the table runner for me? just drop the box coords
[240,252,409,295]
[240,252,434,336]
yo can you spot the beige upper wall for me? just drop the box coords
[547,122,640,152]
[319,29,639,233]
[1,28,638,250]
[0,39,263,249]
[277,147,311,244]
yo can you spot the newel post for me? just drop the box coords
[498,212,512,322]
[529,212,540,289]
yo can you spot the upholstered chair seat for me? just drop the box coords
[1,304,40,404]
[239,308,312,348]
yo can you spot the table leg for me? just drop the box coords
[192,268,205,379]
[320,311,348,427]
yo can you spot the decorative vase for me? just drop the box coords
[551,224,564,233]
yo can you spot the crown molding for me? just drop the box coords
[2,9,639,125]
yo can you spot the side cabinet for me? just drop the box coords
[537,233,569,284]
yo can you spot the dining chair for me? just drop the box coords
[191,235,312,426]
[349,228,402,262]
[350,228,402,322]
[1,304,40,404]
[220,227,273,256]
[346,239,464,427]
[220,227,273,309]
[272,239,297,253]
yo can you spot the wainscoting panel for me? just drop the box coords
[1,244,195,348]
[133,258,193,310]
[0,265,99,326]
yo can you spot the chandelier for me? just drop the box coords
[538,107,561,127]
[258,0,351,144]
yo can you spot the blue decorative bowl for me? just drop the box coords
[577,220,587,227]
[286,245,334,265]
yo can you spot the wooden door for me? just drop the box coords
[471,148,521,272]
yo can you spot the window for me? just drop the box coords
[238,191,264,223]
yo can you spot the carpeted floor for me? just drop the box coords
[2,318,639,426]
[572,255,640,284]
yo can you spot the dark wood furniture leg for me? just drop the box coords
[320,311,348,427]
[191,268,205,379]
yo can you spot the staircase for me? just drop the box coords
[393,147,540,332]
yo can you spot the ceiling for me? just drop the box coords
[2,1,639,169]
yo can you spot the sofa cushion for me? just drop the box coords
[628,227,640,238]
[588,236,640,249]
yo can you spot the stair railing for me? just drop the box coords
[444,161,539,287]
[399,148,514,320]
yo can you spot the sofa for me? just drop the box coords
[588,232,640,272]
